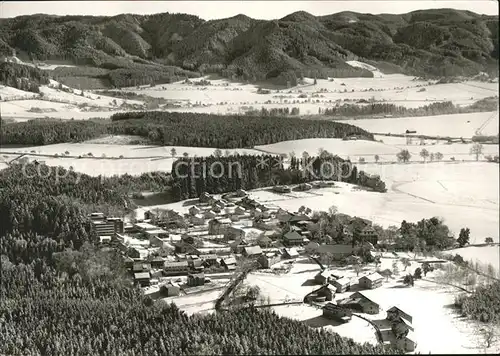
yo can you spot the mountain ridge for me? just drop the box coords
[1,9,498,85]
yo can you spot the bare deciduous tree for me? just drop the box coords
[470,143,483,161]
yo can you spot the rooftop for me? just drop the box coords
[244,245,263,255]
[134,272,150,279]
[360,272,384,282]
[284,231,303,240]
[333,277,351,287]
[164,261,189,268]
[145,229,168,235]
[134,222,159,231]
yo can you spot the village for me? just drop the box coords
[91,182,445,353]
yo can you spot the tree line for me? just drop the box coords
[0,112,374,147]
[170,152,386,200]
[0,62,50,93]
[323,98,499,118]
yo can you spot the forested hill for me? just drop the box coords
[0,8,498,84]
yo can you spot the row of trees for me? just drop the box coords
[107,111,374,147]
[396,143,485,163]
[310,204,458,252]
[1,111,373,147]
[323,98,498,119]
[0,62,50,93]
[170,153,386,200]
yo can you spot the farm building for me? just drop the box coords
[253,218,280,231]
[358,272,384,289]
[149,234,173,248]
[322,303,352,323]
[204,210,217,219]
[134,222,158,232]
[124,256,135,269]
[252,208,270,219]
[337,291,380,314]
[213,200,227,209]
[209,218,232,235]
[376,307,416,352]
[242,245,263,258]
[188,206,202,216]
[149,256,166,269]
[226,226,264,241]
[145,228,169,239]
[258,253,281,269]
[393,333,417,352]
[188,259,205,272]
[132,262,151,273]
[164,261,189,276]
[331,277,351,293]
[283,231,306,246]
[235,189,248,197]
[230,238,248,254]
[187,273,205,287]
[311,181,333,189]
[283,247,299,259]
[294,220,318,232]
[317,244,354,261]
[221,256,237,271]
[199,192,215,204]
[200,254,219,266]
[200,192,214,203]
[314,270,339,285]
[190,214,206,225]
[273,185,291,193]
[297,183,312,191]
[256,234,273,248]
[360,226,379,245]
[386,306,413,324]
[133,272,151,287]
[305,284,336,303]
[160,281,180,297]
[234,206,247,215]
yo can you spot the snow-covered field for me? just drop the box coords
[0,143,259,158]
[346,60,385,78]
[0,143,263,177]
[447,245,500,270]
[344,111,499,138]
[256,137,499,162]
[1,80,144,121]
[117,63,498,114]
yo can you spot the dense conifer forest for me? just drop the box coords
[171,153,386,200]
[0,163,397,355]
[323,97,499,118]
[0,62,50,92]
[0,112,374,146]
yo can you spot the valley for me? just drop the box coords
[1,4,499,356]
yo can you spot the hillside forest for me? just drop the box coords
[0,9,498,88]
